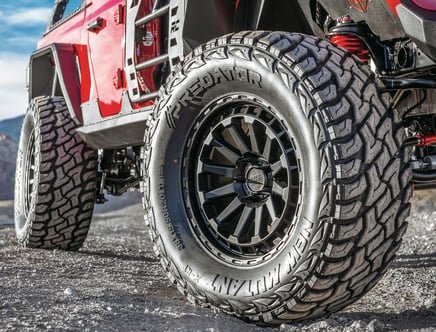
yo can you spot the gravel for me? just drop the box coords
[0,191,435,331]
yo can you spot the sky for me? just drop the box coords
[0,1,53,120]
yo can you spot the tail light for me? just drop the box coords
[410,0,436,11]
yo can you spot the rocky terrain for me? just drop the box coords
[0,191,435,331]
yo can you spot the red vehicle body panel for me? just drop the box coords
[86,0,125,116]
[37,0,159,119]
[386,0,401,15]
[37,4,90,103]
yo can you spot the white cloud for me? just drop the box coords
[7,36,40,47]
[0,8,51,26]
[0,53,28,120]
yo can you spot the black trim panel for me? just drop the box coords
[75,109,151,149]
[29,44,82,124]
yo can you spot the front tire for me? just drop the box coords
[143,32,412,323]
[14,96,97,250]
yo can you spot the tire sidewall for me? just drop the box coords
[14,101,40,242]
[148,47,325,301]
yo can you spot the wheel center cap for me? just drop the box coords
[246,167,267,193]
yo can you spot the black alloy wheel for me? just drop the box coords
[184,97,300,264]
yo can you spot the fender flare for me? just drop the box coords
[28,44,83,124]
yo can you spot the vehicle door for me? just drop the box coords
[85,0,126,118]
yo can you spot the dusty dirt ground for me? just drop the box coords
[0,191,435,331]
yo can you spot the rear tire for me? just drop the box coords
[14,96,97,250]
[143,32,412,323]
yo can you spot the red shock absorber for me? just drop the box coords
[330,34,370,63]
[329,16,370,63]
[417,134,436,147]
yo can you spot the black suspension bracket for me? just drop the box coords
[328,20,394,73]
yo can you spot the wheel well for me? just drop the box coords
[29,49,57,99]
[29,44,82,124]
[182,0,314,50]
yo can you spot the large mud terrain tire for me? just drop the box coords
[15,96,97,250]
[143,32,412,323]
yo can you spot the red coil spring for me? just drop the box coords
[330,34,369,63]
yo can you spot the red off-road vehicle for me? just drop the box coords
[14,0,436,324]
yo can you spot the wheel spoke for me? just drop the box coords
[271,155,287,176]
[262,136,273,161]
[233,206,254,238]
[271,160,281,176]
[272,181,284,197]
[204,183,235,201]
[265,198,277,222]
[253,206,263,239]
[217,197,243,223]
[247,122,260,153]
[228,126,250,155]
[202,163,234,178]
[213,139,240,164]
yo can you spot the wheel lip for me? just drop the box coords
[182,93,303,266]
[23,130,36,221]
[14,106,39,239]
